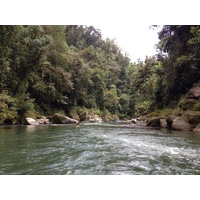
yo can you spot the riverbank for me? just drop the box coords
[137,86,200,133]
[1,109,200,134]
[143,109,200,133]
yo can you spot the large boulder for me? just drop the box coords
[52,113,79,124]
[187,86,200,99]
[25,118,39,125]
[187,111,200,133]
[146,117,161,127]
[193,123,200,133]
[78,110,88,121]
[178,98,198,110]
[172,116,193,131]
[69,109,80,121]
[186,111,200,125]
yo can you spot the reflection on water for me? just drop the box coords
[26,125,37,132]
[0,123,200,175]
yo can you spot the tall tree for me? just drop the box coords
[156,25,200,104]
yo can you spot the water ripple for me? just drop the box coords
[0,123,200,174]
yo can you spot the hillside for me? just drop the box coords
[0,25,200,124]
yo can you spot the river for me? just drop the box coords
[0,122,200,175]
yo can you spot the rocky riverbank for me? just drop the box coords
[126,111,200,133]
[141,86,200,133]
[145,111,200,132]
[2,86,200,134]
[17,112,104,125]
[2,110,200,134]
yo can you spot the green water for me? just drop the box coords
[0,123,200,175]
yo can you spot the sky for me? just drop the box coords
[1,1,199,63]
[94,24,162,62]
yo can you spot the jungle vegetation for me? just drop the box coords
[0,25,200,124]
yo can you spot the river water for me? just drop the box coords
[0,122,200,175]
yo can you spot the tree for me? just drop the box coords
[156,25,200,104]
[0,25,136,122]
[0,25,24,93]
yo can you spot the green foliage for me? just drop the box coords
[0,91,18,124]
[15,93,35,116]
[0,91,16,106]
[104,85,120,114]
[156,25,200,104]
[1,25,200,123]
[0,25,136,122]
[193,102,200,111]
[130,25,200,117]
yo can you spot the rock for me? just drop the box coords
[78,110,88,121]
[69,110,80,121]
[36,116,50,124]
[187,111,200,125]
[134,116,146,126]
[127,118,137,124]
[127,118,147,125]
[85,113,103,122]
[139,120,147,126]
[187,86,200,99]
[171,116,193,131]
[160,118,168,128]
[137,116,146,121]
[52,113,79,124]
[179,98,197,110]
[193,123,200,133]
[25,118,39,125]
[89,114,102,122]
[146,117,161,127]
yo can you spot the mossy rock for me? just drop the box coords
[52,113,78,124]
[52,113,67,124]
[186,111,200,125]
[146,117,161,127]
[178,99,198,110]
[193,102,200,110]
[69,109,80,121]
[24,110,37,119]
[187,86,200,99]
[102,114,118,122]
[78,110,88,121]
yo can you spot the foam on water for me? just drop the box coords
[0,123,200,174]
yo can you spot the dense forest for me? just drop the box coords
[0,25,200,124]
